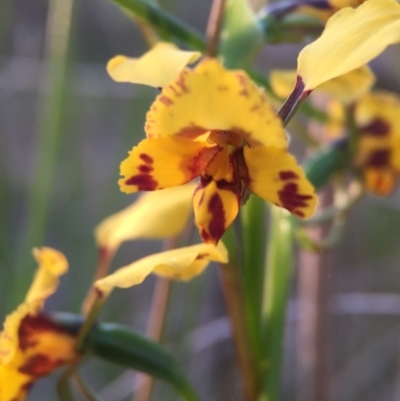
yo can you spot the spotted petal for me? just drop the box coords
[298,0,400,91]
[107,42,201,88]
[119,137,221,194]
[244,146,317,218]
[96,183,196,252]
[0,249,75,401]
[193,179,240,244]
[95,243,228,296]
[1,248,68,364]
[145,59,287,148]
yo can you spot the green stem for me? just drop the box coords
[260,206,294,401]
[241,195,266,359]
[12,0,73,307]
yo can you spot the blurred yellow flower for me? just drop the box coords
[118,59,316,244]
[0,248,77,401]
[107,42,201,88]
[95,242,228,296]
[297,0,400,92]
[95,183,196,253]
[354,92,400,196]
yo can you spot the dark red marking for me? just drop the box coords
[125,174,158,190]
[359,118,390,137]
[206,193,227,244]
[189,146,221,177]
[175,71,189,93]
[19,354,59,377]
[366,149,390,167]
[279,171,299,180]
[177,124,207,139]
[19,314,73,351]
[139,153,154,164]
[138,164,153,173]
[278,182,313,214]
[159,95,173,106]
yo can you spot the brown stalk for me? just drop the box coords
[206,0,227,57]
[219,262,259,401]
[133,238,177,401]
[82,246,115,315]
[297,113,334,401]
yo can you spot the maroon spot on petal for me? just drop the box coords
[19,314,75,351]
[206,193,226,244]
[366,149,390,167]
[279,171,299,181]
[139,153,154,164]
[125,174,158,190]
[159,95,173,106]
[196,253,210,260]
[19,354,55,377]
[217,85,229,92]
[278,182,313,215]
[359,118,390,137]
[138,164,153,173]
[177,124,207,139]
[188,146,222,177]
[175,71,189,93]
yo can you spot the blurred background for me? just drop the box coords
[1,0,400,400]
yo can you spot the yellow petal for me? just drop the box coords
[244,146,317,218]
[271,66,376,104]
[119,137,221,194]
[95,243,228,296]
[298,0,400,91]
[0,364,30,401]
[328,0,366,8]
[145,58,287,148]
[95,183,196,251]
[1,248,68,365]
[193,179,240,245]
[107,42,201,88]
[356,92,400,165]
[25,247,68,303]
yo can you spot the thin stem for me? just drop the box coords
[219,262,259,401]
[206,0,227,57]
[134,278,172,401]
[82,246,115,315]
[297,187,333,401]
[278,76,310,126]
[12,0,73,308]
[133,237,177,401]
[76,294,106,351]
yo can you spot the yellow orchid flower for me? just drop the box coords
[354,92,400,196]
[107,42,201,88]
[297,0,400,93]
[118,59,317,244]
[95,242,228,297]
[95,183,196,253]
[271,66,375,105]
[0,248,77,401]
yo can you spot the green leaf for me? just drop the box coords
[240,195,266,359]
[220,0,263,68]
[85,322,200,401]
[260,206,294,401]
[110,0,206,51]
